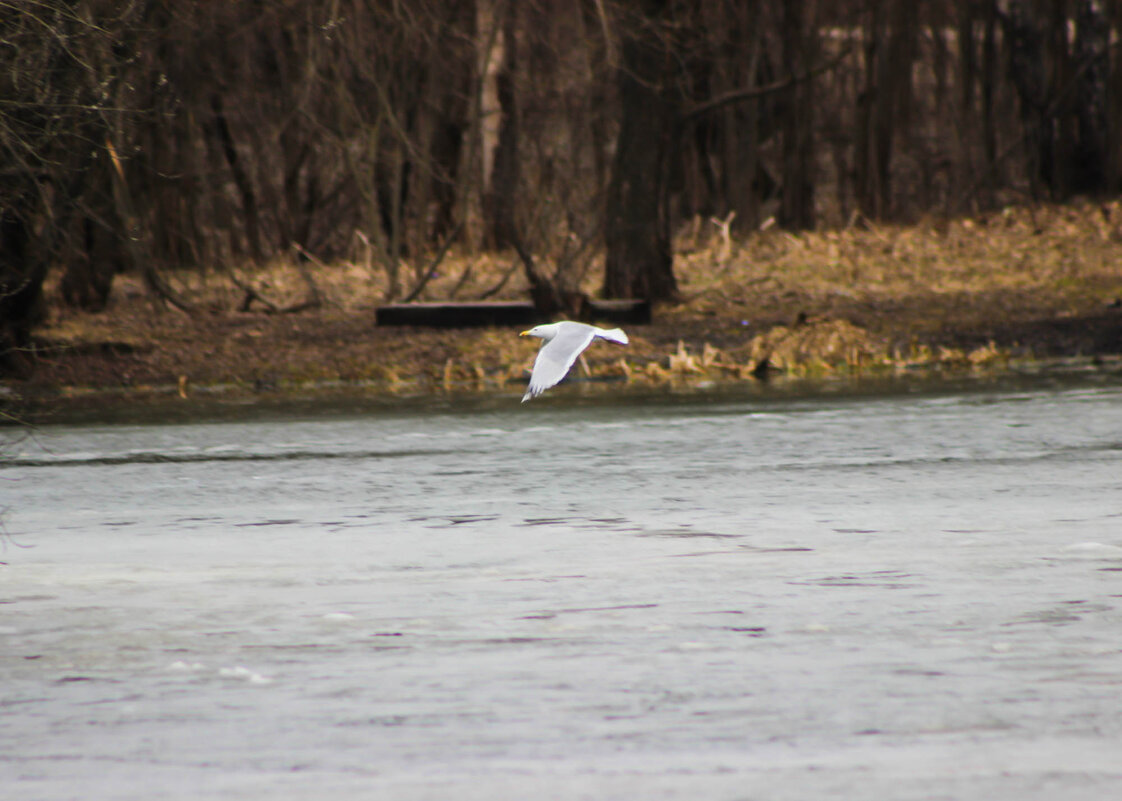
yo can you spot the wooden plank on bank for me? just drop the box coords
[375,301,539,328]
[374,299,651,328]
[586,299,652,325]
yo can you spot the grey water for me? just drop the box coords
[3,375,1122,800]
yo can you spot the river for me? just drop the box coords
[3,372,1122,799]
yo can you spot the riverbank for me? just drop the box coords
[7,201,1122,419]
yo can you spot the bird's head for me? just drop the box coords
[519,324,553,340]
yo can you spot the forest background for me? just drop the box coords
[2,0,1122,401]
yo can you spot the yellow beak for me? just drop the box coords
[519,330,531,337]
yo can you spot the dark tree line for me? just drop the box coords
[2,0,1120,376]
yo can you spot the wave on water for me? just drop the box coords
[1,447,454,469]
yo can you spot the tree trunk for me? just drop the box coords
[485,1,520,249]
[855,0,885,217]
[602,0,677,301]
[856,0,916,219]
[1001,0,1053,197]
[1109,0,1122,192]
[778,0,817,230]
[59,213,122,312]
[1072,0,1109,193]
[0,210,47,378]
[210,94,264,263]
[981,0,999,205]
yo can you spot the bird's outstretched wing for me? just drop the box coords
[522,327,596,401]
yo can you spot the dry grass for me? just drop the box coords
[20,200,1122,402]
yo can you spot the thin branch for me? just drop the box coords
[477,256,521,300]
[288,242,328,312]
[399,220,465,304]
[447,260,474,300]
[681,46,853,124]
[230,273,281,313]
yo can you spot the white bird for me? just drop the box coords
[519,321,629,402]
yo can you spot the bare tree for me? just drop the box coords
[602,0,678,301]
[0,1,149,370]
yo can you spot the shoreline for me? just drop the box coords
[9,352,1122,427]
[7,293,1122,425]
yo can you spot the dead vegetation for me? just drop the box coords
[14,200,1122,405]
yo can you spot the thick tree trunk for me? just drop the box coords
[0,210,47,378]
[602,0,677,302]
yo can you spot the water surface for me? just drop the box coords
[3,376,1122,799]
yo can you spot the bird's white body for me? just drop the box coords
[519,321,629,402]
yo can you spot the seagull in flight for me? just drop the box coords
[519,321,629,402]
